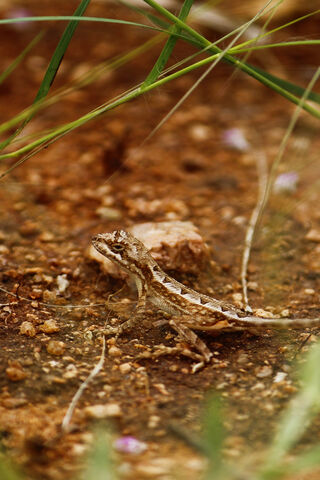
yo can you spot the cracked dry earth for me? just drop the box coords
[0,1,320,479]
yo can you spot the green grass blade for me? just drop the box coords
[81,429,116,480]
[0,1,91,152]
[34,0,91,103]
[0,36,160,139]
[203,396,226,480]
[239,8,320,49]
[115,0,171,31]
[1,3,319,171]
[143,0,193,87]
[1,38,319,174]
[0,31,44,85]
[241,64,320,104]
[259,342,320,477]
[0,31,45,152]
[141,0,320,110]
[0,457,23,480]
[0,15,165,31]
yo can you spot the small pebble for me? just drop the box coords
[63,364,78,379]
[20,321,36,337]
[19,221,39,236]
[56,274,69,294]
[189,124,211,141]
[185,457,205,472]
[85,403,122,419]
[103,384,113,393]
[148,415,160,428]
[47,340,66,356]
[220,206,235,220]
[232,293,243,303]
[232,216,247,226]
[136,458,172,479]
[71,444,88,456]
[305,229,320,243]
[108,345,122,357]
[256,365,273,378]
[254,309,275,318]
[6,362,27,381]
[273,172,298,194]
[304,288,315,295]
[247,281,258,291]
[273,372,287,383]
[40,319,60,333]
[263,403,275,412]
[119,363,131,374]
[43,290,57,302]
[222,128,250,152]
[153,383,169,395]
[251,382,265,391]
[2,397,28,408]
[237,353,249,364]
[38,231,54,242]
[113,436,147,454]
[96,206,121,220]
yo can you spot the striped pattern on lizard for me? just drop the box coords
[92,230,319,371]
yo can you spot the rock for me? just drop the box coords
[6,361,27,381]
[2,397,28,408]
[84,403,122,419]
[40,319,60,333]
[304,288,315,295]
[273,172,298,194]
[20,321,36,337]
[113,436,147,454]
[256,365,273,378]
[96,206,121,220]
[90,221,209,276]
[47,340,66,355]
[306,229,320,242]
[119,363,131,374]
[108,345,122,357]
[56,274,69,294]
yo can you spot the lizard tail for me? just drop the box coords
[238,316,320,328]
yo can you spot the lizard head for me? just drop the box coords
[92,230,155,276]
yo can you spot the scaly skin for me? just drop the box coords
[92,230,319,370]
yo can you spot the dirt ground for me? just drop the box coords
[0,1,320,479]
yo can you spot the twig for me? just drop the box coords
[241,66,320,310]
[61,336,106,432]
[241,151,268,311]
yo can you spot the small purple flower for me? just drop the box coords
[7,9,34,31]
[113,436,147,454]
[273,172,299,194]
[222,128,250,152]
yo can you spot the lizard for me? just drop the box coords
[92,230,319,371]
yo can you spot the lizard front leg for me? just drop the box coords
[103,287,148,338]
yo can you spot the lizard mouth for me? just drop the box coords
[91,235,108,253]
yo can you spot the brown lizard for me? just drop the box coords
[92,230,319,371]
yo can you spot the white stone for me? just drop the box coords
[84,403,122,419]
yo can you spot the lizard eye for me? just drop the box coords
[111,243,124,252]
